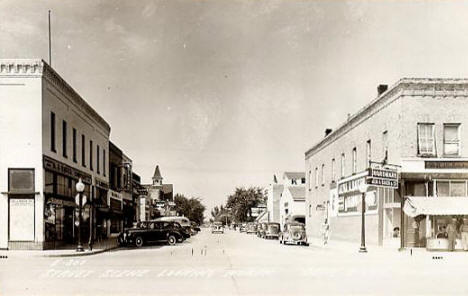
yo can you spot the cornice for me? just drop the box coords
[0,59,110,133]
[305,78,468,159]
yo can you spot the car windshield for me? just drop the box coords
[290,225,305,231]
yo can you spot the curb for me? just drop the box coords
[40,246,120,258]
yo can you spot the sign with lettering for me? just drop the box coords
[9,198,35,241]
[425,161,468,169]
[366,168,398,189]
[43,155,92,184]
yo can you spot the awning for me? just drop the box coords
[403,196,468,217]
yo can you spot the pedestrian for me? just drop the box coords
[446,218,457,252]
[460,219,468,251]
[321,218,330,246]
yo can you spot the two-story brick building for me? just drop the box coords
[0,59,110,250]
[305,79,468,250]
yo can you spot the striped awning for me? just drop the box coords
[403,196,468,217]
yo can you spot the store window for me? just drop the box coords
[444,124,461,156]
[417,123,435,156]
[436,180,467,197]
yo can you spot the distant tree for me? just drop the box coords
[174,193,206,225]
[226,187,265,223]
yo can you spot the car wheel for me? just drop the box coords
[135,236,144,248]
[168,235,177,246]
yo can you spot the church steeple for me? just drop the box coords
[152,165,163,186]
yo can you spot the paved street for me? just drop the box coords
[1,229,468,295]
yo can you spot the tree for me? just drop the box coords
[173,193,206,225]
[226,186,265,223]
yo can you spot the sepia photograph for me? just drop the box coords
[2,0,468,295]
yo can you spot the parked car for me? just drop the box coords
[246,222,257,234]
[279,222,308,246]
[265,222,281,239]
[154,216,192,236]
[211,222,224,234]
[191,221,201,233]
[257,223,268,238]
[118,221,185,247]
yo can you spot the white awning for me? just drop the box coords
[403,196,468,217]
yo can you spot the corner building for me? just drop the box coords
[305,78,468,249]
[0,59,110,250]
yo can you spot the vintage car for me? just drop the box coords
[211,222,224,234]
[118,221,185,247]
[257,223,268,238]
[246,222,257,234]
[264,222,281,239]
[154,216,192,236]
[279,222,308,246]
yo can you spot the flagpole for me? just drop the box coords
[48,10,52,66]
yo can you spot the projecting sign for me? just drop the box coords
[366,168,399,189]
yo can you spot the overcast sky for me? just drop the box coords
[3,0,468,212]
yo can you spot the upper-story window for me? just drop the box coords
[72,128,77,163]
[341,153,345,178]
[90,140,93,171]
[103,149,106,177]
[331,158,336,182]
[81,134,86,167]
[321,164,325,185]
[308,170,312,190]
[50,112,56,153]
[315,167,319,187]
[62,120,68,158]
[352,147,357,173]
[444,124,461,157]
[417,123,435,156]
[97,145,100,174]
[366,140,371,167]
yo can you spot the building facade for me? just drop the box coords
[0,59,110,250]
[305,79,468,249]
[140,165,175,220]
[266,175,283,223]
[279,172,306,229]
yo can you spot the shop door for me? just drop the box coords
[63,207,74,243]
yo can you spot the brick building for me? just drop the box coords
[305,78,468,249]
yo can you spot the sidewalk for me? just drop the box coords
[0,237,119,258]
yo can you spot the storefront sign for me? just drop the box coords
[338,177,366,195]
[366,168,398,189]
[96,179,109,190]
[43,155,92,184]
[108,190,123,201]
[425,161,468,169]
[138,188,149,195]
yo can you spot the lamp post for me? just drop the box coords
[75,178,85,252]
[358,182,368,253]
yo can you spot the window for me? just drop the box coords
[62,120,67,158]
[352,147,357,173]
[321,164,325,185]
[417,123,435,156]
[81,135,86,167]
[331,158,336,182]
[308,169,313,190]
[315,167,318,187]
[309,204,312,217]
[103,149,106,177]
[341,153,345,178]
[97,145,100,174]
[444,124,461,156]
[50,112,56,152]
[90,140,93,171]
[366,140,371,167]
[72,128,77,163]
[436,180,467,197]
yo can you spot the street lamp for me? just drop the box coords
[75,178,85,252]
[358,182,368,253]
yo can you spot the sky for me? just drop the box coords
[3,0,468,213]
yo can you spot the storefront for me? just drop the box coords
[95,180,109,241]
[108,190,123,235]
[42,156,92,249]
